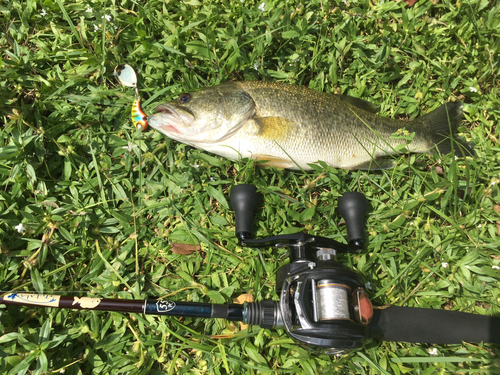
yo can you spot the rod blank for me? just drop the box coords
[0,293,244,321]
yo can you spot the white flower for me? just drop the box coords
[469,87,477,93]
[365,282,372,290]
[86,7,93,13]
[102,14,112,22]
[441,262,449,268]
[40,8,47,17]
[94,24,99,31]
[122,141,137,153]
[428,348,438,356]
[15,223,26,233]
[190,164,200,169]
[258,2,265,11]
[253,62,259,70]
[493,266,500,270]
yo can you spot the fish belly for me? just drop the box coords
[199,122,405,170]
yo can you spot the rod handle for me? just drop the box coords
[338,192,367,249]
[230,184,259,242]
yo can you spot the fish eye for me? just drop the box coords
[179,93,191,104]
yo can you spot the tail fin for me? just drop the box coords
[418,102,474,157]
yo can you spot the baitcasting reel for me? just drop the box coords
[230,184,372,354]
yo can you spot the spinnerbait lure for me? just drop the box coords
[115,64,148,131]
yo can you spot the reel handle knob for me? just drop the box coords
[338,192,367,249]
[230,184,259,242]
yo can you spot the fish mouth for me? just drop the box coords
[151,104,181,134]
[156,104,174,115]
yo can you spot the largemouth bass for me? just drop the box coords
[148,81,473,170]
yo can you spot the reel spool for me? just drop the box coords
[315,280,350,322]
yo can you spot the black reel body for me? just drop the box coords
[278,258,370,353]
[230,184,372,354]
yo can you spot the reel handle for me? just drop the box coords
[230,184,259,242]
[338,192,367,249]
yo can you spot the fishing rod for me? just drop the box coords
[2,184,500,355]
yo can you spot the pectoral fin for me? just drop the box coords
[253,117,299,141]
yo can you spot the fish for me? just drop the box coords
[147,81,474,170]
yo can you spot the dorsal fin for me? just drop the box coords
[338,95,379,113]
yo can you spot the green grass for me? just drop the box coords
[1,0,500,374]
